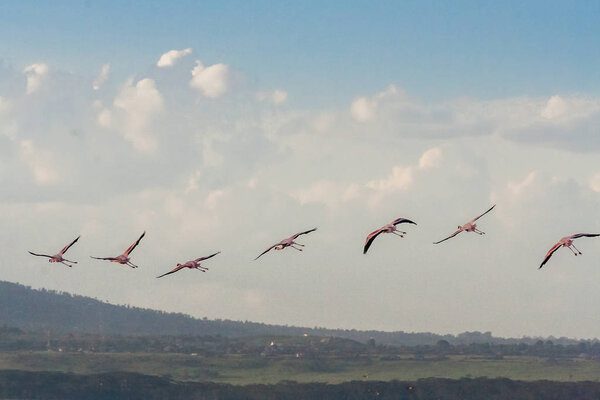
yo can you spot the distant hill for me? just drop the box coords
[0,281,584,346]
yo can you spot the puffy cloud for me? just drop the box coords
[419,147,443,169]
[92,63,110,90]
[97,107,112,128]
[366,166,413,192]
[540,95,568,120]
[507,171,538,197]
[539,94,600,122]
[366,147,440,193]
[350,96,376,122]
[157,48,193,67]
[257,89,288,105]
[292,181,361,209]
[247,178,258,189]
[350,85,403,122]
[185,170,203,193]
[108,78,164,153]
[190,60,230,98]
[271,89,288,105]
[204,188,230,210]
[23,63,48,94]
[589,172,600,193]
[345,86,600,152]
[19,140,59,185]
[291,147,445,209]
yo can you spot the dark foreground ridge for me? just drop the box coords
[1,370,600,400]
[0,280,589,345]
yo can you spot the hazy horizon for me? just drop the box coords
[1,1,600,340]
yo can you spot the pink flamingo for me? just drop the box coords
[91,231,145,268]
[157,252,221,278]
[539,233,600,269]
[363,218,417,254]
[255,228,317,260]
[433,205,495,244]
[28,236,80,267]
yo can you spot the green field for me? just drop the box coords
[1,352,599,385]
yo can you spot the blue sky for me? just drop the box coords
[1,2,600,338]
[1,1,599,107]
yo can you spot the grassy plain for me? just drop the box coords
[0,352,598,385]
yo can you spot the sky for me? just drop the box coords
[1,1,600,339]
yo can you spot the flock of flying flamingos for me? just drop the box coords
[28,204,599,275]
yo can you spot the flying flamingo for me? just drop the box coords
[539,233,600,269]
[433,205,495,244]
[28,236,80,267]
[91,231,145,268]
[157,252,221,278]
[255,228,317,260]
[363,218,417,254]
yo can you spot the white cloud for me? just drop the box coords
[204,189,230,210]
[185,170,202,193]
[507,171,538,197]
[313,112,336,133]
[23,63,48,94]
[539,94,600,123]
[344,87,600,152]
[292,180,361,209]
[111,78,164,153]
[271,89,288,105]
[366,166,413,192]
[247,178,258,189]
[257,89,288,105]
[350,96,376,122]
[589,172,600,193]
[97,107,112,128]
[418,147,443,169]
[292,147,443,209]
[540,95,568,120]
[157,48,193,67]
[350,85,401,122]
[19,140,59,185]
[190,60,230,98]
[92,63,111,90]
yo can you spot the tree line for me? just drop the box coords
[1,325,599,360]
[1,370,600,400]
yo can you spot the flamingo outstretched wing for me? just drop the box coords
[59,236,80,255]
[363,229,385,254]
[570,233,600,240]
[90,256,119,261]
[539,242,563,269]
[433,229,463,245]
[291,228,317,239]
[156,265,186,278]
[471,205,496,222]
[392,218,417,226]
[196,252,221,262]
[254,244,279,260]
[124,231,145,256]
[28,251,53,258]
